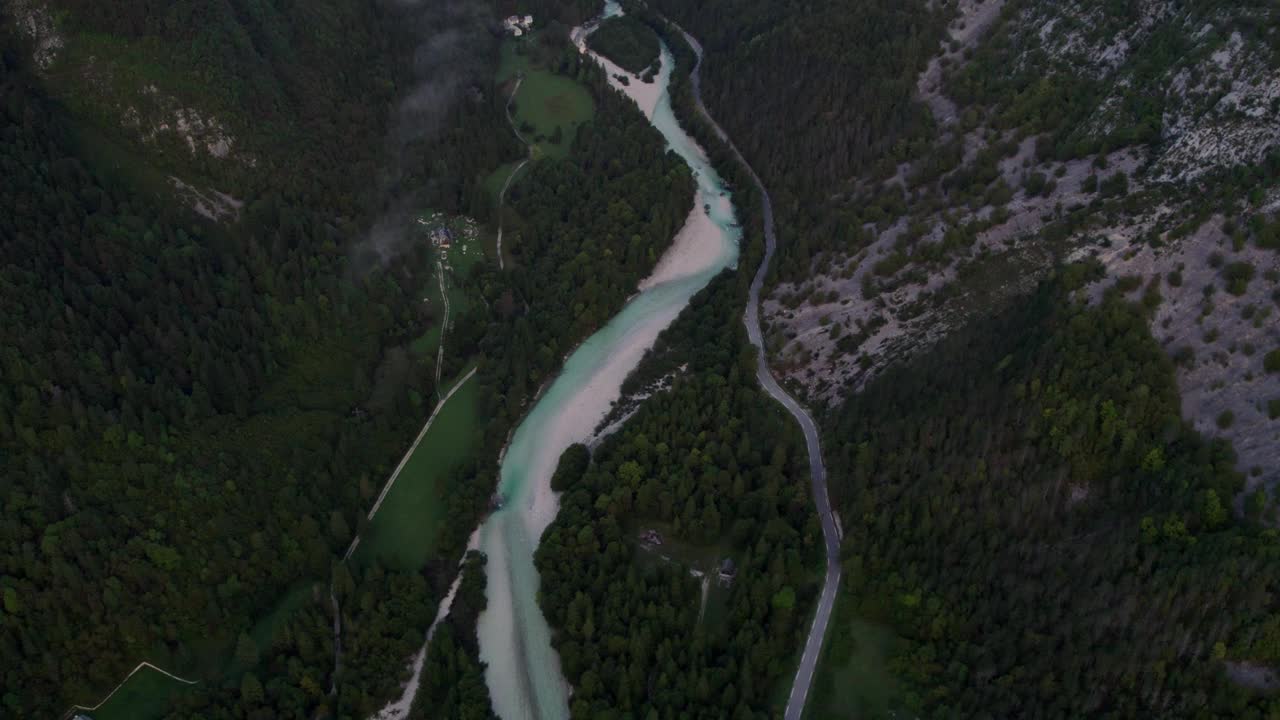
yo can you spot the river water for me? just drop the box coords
[475,5,743,718]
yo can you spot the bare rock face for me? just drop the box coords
[8,0,64,70]
[125,85,251,166]
[764,0,1280,495]
[1077,208,1280,495]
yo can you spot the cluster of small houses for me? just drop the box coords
[504,14,534,36]
[639,529,737,586]
[429,226,453,249]
[417,213,480,249]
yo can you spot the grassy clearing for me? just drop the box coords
[411,325,443,359]
[700,581,731,633]
[808,598,902,719]
[631,521,731,569]
[352,372,480,571]
[88,665,194,720]
[512,71,594,159]
[496,38,594,160]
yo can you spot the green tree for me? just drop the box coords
[240,672,264,704]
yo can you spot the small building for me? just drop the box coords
[718,557,736,585]
[504,15,534,36]
[430,227,452,248]
[639,529,663,547]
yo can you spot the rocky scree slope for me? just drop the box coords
[763,0,1280,502]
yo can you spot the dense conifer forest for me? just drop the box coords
[821,271,1280,717]
[646,0,946,277]
[0,31,445,716]
[587,16,660,75]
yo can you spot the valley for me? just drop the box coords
[4,0,1280,719]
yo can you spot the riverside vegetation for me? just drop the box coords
[536,274,823,718]
[586,15,661,76]
[527,13,828,719]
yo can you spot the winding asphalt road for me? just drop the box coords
[672,25,842,720]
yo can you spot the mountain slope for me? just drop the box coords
[651,0,1280,714]
[0,3,514,715]
[660,0,1279,495]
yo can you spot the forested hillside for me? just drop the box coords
[8,0,397,209]
[0,41,405,717]
[0,1,517,714]
[660,0,1278,501]
[643,0,1280,715]
[648,0,946,271]
[819,272,1280,717]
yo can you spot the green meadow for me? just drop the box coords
[809,600,903,719]
[351,371,480,571]
[497,38,594,159]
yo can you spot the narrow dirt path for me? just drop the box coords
[348,365,480,557]
[330,366,479,697]
[496,76,531,270]
[329,582,342,696]
[62,662,198,720]
[433,259,450,399]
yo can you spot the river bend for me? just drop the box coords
[475,5,743,718]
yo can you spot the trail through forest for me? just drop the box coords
[662,18,843,720]
[62,662,198,720]
[433,259,449,396]
[496,76,531,270]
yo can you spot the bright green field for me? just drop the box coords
[497,39,594,159]
[808,599,902,719]
[352,372,479,571]
[411,325,443,359]
[88,665,195,720]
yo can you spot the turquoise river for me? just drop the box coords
[475,4,743,718]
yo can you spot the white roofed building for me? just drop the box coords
[504,15,533,36]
